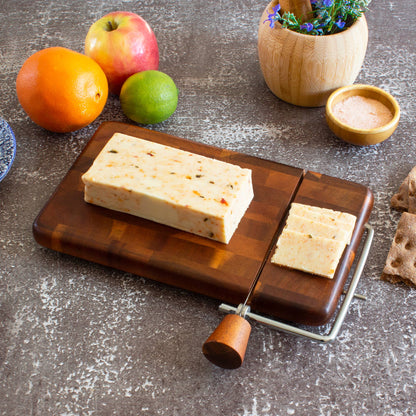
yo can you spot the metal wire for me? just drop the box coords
[219,223,374,343]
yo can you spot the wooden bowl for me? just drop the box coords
[326,84,400,146]
[258,1,368,107]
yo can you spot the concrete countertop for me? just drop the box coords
[1,1,415,415]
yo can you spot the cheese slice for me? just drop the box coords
[285,214,349,243]
[81,133,254,243]
[290,203,356,225]
[289,203,356,243]
[271,229,346,279]
[271,203,357,278]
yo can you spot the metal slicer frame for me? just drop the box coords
[217,223,374,343]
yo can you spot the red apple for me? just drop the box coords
[85,11,159,95]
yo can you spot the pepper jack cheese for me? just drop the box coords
[81,133,254,243]
[271,229,346,279]
[271,203,357,278]
[289,203,356,244]
[285,214,350,243]
[290,203,356,225]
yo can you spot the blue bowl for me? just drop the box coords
[0,119,16,182]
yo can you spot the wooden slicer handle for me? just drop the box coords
[202,313,252,369]
[279,0,313,22]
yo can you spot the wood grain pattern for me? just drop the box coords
[33,122,303,306]
[279,0,313,22]
[33,122,373,326]
[250,171,374,325]
[258,0,368,107]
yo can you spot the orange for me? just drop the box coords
[16,47,108,133]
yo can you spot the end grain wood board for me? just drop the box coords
[33,122,373,326]
[251,171,373,325]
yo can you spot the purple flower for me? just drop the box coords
[335,17,345,29]
[300,22,314,32]
[263,4,281,28]
[323,0,333,7]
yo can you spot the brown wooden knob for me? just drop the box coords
[202,314,252,369]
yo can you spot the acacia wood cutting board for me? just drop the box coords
[33,122,373,326]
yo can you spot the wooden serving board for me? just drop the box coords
[33,122,373,326]
[250,171,373,325]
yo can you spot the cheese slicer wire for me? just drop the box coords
[202,223,374,369]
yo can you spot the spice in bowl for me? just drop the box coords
[332,95,393,130]
[326,84,400,146]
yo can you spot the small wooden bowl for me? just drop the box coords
[326,84,400,146]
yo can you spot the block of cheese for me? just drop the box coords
[289,203,356,243]
[285,214,349,243]
[81,133,254,243]
[271,229,346,279]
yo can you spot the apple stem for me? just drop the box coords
[106,20,118,31]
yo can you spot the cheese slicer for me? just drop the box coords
[202,223,374,369]
[32,122,374,370]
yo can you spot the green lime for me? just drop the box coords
[120,70,178,124]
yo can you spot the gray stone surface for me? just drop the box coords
[1,0,415,415]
